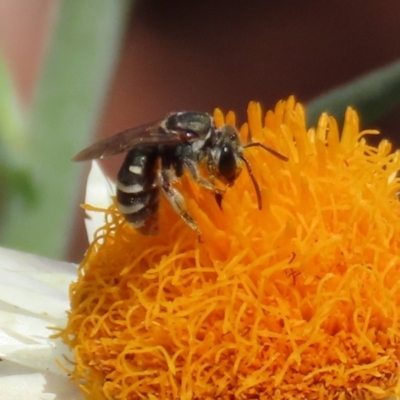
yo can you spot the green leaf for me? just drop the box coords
[0,0,133,258]
[307,60,400,127]
[0,52,25,159]
[0,51,35,218]
[0,162,37,210]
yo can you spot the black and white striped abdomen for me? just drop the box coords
[116,147,160,235]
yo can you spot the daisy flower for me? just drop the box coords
[60,97,400,399]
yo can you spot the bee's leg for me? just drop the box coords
[183,159,226,209]
[159,169,202,238]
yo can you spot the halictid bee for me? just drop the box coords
[73,111,288,236]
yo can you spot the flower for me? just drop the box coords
[18,97,400,399]
[0,246,80,400]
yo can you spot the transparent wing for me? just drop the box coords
[72,120,183,161]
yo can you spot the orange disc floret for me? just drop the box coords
[61,97,400,400]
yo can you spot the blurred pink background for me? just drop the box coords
[1,0,400,261]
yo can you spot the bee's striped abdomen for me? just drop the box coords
[116,147,159,235]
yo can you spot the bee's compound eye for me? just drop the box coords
[218,145,237,184]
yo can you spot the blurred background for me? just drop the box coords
[1,0,400,262]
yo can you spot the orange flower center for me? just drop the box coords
[61,97,400,399]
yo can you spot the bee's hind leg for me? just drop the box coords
[159,170,202,239]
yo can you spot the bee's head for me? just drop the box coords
[210,124,288,210]
[211,125,243,186]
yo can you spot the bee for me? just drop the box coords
[73,111,288,236]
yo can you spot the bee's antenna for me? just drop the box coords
[243,142,288,162]
[241,143,288,210]
[239,155,262,210]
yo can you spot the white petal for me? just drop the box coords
[0,247,75,319]
[0,361,81,400]
[84,160,115,242]
[0,247,81,398]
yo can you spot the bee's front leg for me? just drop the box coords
[183,159,226,209]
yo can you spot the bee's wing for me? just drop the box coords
[72,121,183,161]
